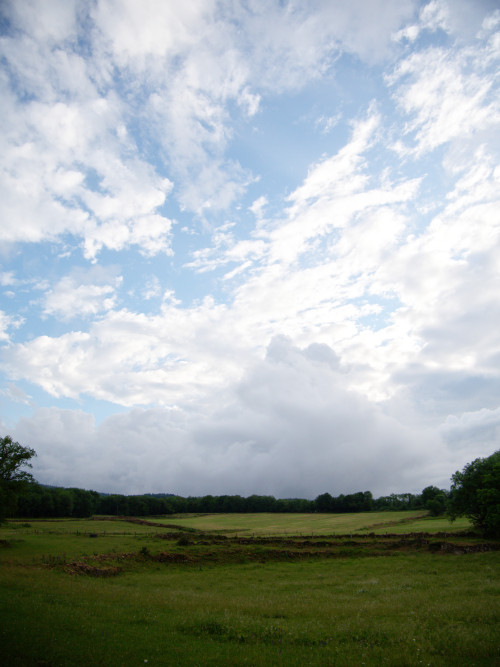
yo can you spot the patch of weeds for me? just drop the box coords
[2,522,31,530]
[180,619,246,643]
[259,625,286,644]
[139,546,150,558]
[65,561,122,577]
[180,619,339,648]
[41,554,67,566]
[336,629,391,648]
[176,535,192,547]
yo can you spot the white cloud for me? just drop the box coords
[441,407,500,456]
[419,0,450,34]
[44,282,116,320]
[1,383,33,405]
[2,49,498,422]
[89,0,417,216]
[315,113,342,134]
[184,221,268,274]
[0,310,23,343]
[388,23,500,156]
[249,196,268,220]
[0,0,419,236]
[2,1,500,498]
[394,0,499,44]
[91,0,213,66]
[42,269,122,320]
[288,110,381,207]
[313,0,416,64]
[265,109,420,268]
[237,87,261,117]
[3,0,78,44]
[1,296,243,406]
[0,272,18,287]
[0,7,175,258]
[141,276,161,301]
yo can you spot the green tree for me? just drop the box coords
[420,485,441,505]
[448,450,500,537]
[315,492,334,512]
[420,485,447,516]
[426,493,447,516]
[0,436,37,521]
[53,488,74,517]
[68,488,99,518]
[0,435,36,484]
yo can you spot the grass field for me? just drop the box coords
[141,511,473,535]
[1,512,498,666]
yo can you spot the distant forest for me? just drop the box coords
[5,484,448,519]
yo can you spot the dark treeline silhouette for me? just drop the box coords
[5,483,448,518]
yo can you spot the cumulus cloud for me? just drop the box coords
[15,337,465,497]
[1,1,500,498]
[1,295,243,406]
[42,267,122,320]
[0,0,419,238]
[0,1,175,258]
[440,407,500,455]
[3,70,499,414]
[81,0,417,216]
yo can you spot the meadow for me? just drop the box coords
[141,510,473,535]
[1,512,499,666]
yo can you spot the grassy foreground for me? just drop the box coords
[1,513,499,666]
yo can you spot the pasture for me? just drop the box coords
[1,512,498,666]
[141,510,472,535]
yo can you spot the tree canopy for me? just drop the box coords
[0,435,37,521]
[448,450,500,537]
[0,435,36,485]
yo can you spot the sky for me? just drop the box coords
[1,0,499,499]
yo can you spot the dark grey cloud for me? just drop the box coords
[14,336,468,498]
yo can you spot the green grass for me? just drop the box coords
[1,513,497,666]
[143,511,472,535]
[0,519,163,564]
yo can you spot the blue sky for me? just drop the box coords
[1,0,500,497]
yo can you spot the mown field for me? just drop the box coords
[1,512,499,666]
[141,510,473,535]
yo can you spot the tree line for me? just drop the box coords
[1,435,498,536]
[4,484,447,518]
[1,478,448,522]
